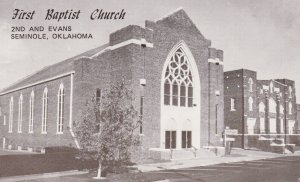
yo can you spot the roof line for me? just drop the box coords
[90,38,153,58]
[272,79,287,87]
[0,71,75,96]
[155,7,184,22]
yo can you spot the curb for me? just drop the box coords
[0,170,88,182]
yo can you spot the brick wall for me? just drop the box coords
[225,69,298,149]
[224,69,245,148]
[0,75,76,149]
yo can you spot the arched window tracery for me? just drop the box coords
[164,48,193,107]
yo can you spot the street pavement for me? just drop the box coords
[142,156,300,182]
[1,149,300,182]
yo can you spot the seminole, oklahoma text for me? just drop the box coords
[11,25,94,40]
[12,8,126,21]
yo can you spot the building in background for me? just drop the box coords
[0,9,224,160]
[297,104,300,130]
[224,69,298,149]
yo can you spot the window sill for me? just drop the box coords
[17,131,22,134]
[139,134,145,137]
[41,132,47,134]
[56,132,63,135]
[28,132,34,134]
[230,109,236,111]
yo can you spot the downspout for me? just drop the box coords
[208,62,211,147]
[241,71,245,149]
[69,73,80,148]
[284,85,287,144]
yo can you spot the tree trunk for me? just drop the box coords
[93,160,103,179]
[97,162,102,178]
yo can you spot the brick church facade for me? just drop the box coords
[224,69,299,149]
[0,9,224,159]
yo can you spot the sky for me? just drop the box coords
[0,0,299,102]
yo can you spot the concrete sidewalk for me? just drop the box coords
[136,148,300,172]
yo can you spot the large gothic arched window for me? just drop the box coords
[164,48,193,107]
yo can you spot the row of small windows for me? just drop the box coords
[266,82,293,98]
[5,84,64,134]
[228,78,294,99]
[231,97,293,114]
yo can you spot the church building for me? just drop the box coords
[0,9,224,160]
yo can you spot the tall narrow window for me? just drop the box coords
[270,82,273,93]
[42,88,48,134]
[96,88,101,104]
[180,83,186,107]
[3,115,6,125]
[172,82,178,106]
[182,131,192,148]
[248,97,253,111]
[230,98,236,111]
[259,102,265,112]
[248,78,253,92]
[29,91,34,133]
[57,84,64,134]
[280,105,284,114]
[260,118,265,133]
[18,94,23,133]
[95,88,102,132]
[165,131,176,149]
[289,86,292,98]
[164,81,170,105]
[289,102,292,115]
[139,96,144,134]
[269,98,276,113]
[164,48,193,107]
[8,97,13,133]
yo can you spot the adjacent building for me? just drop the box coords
[0,9,224,160]
[297,104,300,130]
[224,69,298,149]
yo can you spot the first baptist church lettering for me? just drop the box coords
[1,9,298,160]
[12,8,126,21]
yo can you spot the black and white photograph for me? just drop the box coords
[0,0,300,181]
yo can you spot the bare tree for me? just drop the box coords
[74,81,141,179]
